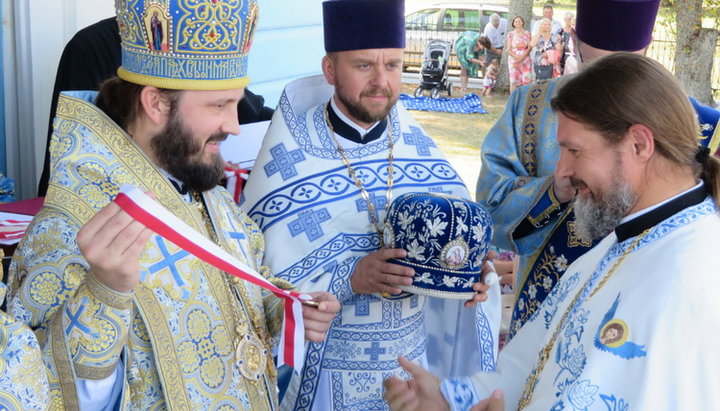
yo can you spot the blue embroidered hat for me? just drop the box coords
[322,0,406,52]
[382,192,493,299]
[576,0,660,52]
[115,0,259,90]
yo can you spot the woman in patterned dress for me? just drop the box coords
[530,18,564,81]
[506,15,532,92]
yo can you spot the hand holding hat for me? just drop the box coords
[382,192,495,300]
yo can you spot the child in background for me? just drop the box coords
[482,58,500,96]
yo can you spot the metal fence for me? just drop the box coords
[404,29,464,71]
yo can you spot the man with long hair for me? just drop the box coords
[385,52,720,410]
[476,0,720,340]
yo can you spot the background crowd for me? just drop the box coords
[456,4,579,96]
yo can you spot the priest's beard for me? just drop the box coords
[572,165,637,243]
[151,109,226,193]
[335,83,397,124]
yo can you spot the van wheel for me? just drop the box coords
[431,87,441,99]
[414,86,424,98]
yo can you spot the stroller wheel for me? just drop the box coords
[447,82,453,97]
[414,86,424,98]
[430,87,441,99]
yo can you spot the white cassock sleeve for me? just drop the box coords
[77,357,125,410]
[440,304,548,410]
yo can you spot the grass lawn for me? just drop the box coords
[400,83,509,196]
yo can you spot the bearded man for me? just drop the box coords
[476,0,720,339]
[385,52,720,411]
[6,0,339,409]
[240,0,501,409]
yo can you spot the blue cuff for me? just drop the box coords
[526,185,565,228]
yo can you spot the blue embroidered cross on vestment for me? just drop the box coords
[65,300,93,336]
[264,143,306,180]
[149,237,191,299]
[403,126,436,156]
[224,211,250,261]
[345,294,380,316]
[288,208,331,241]
[355,191,388,223]
[364,341,387,361]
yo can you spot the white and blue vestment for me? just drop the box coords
[8,91,287,410]
[443,183,720,410]
[241,75,500,410]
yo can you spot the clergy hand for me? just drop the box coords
[383,356,449,411]
[464,258,495,308]
[470,389,504,411]
[553,175,576,204]
[77,201,153,293]
[350,249,415,295]
[301,291,340,342]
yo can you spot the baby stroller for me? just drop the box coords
[414,39,453,99]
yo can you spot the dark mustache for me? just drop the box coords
[361,88,392,98]
[207,133,228,143]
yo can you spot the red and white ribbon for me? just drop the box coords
[0,220,30,239]
[0,220,31,226]
[224,163,250,204]
[114,185,310,370]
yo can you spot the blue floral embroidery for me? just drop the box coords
[567,379,599,409]
[600,394,630,411]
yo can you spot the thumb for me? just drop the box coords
[488,389,504,410]
[470,389,504,411]
[397,356,427,378]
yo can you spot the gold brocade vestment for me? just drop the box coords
[7,91,284,410]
